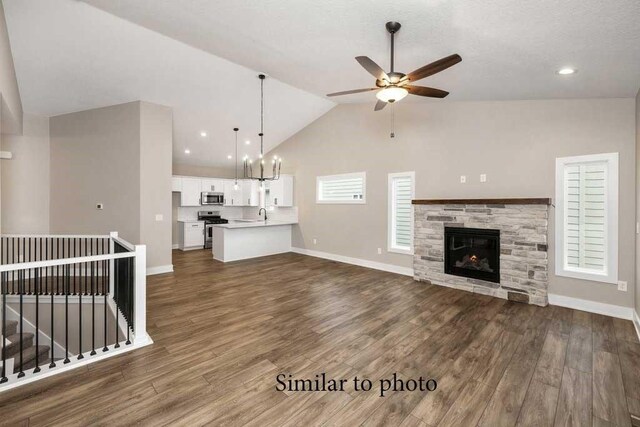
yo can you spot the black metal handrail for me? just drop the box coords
[0,235,137,385]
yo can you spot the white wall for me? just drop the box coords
[269,98,636,309]
[1,113,49,233]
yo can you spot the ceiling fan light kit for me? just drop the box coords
[327,21,462,111]
[376,86,408,103]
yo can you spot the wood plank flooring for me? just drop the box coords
[1,249,639,426]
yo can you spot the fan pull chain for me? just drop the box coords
[390,103,395,138]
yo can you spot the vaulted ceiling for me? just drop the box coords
[82,0,640,103]
[3,0,334,167]
[4,0,640,166]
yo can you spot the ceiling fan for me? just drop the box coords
[327,22,462,111]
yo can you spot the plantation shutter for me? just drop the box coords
[317,173,365,203]
[563,161,607,272]
[392,175,413,250]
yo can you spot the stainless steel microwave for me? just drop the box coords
[200,192,224,205]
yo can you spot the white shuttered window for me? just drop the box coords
[388,172,415,254]
[555,153,618,284]
[316,172,366,204]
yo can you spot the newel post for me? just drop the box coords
[133,244,151,345]
[109,231,117,295]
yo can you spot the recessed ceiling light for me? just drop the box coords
[200,131,207,137]
[227,155,232,159]
[557,68,576,75]
[245,140,251,145]
[184,149,191,154]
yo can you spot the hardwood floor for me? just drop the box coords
[1,249,639,426]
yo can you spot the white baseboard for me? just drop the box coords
[633,310,640,343]
[171,244,179,249]
[146,264,173,276]
[548,293,634,320]
[291,247,414,277]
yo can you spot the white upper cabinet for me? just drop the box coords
[201,178,225,193]
[180,177,202,206]
[266,175,294,207]
[223,179,260,206]
[173,175,284,208]
[242,180,260,207]
[223,180,242,206]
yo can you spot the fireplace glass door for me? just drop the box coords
[444,227,500,283]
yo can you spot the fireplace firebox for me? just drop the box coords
[444,227,500,283]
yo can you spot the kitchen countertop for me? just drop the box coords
[213,220,298,229]
[177,219,204,223]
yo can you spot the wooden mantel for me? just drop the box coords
[412,198,552,205]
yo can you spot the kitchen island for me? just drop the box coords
[212,220,297,262]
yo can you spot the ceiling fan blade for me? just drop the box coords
[374,100,387,111]
[356,56,389,81]
[406,54,462,82]
[406,85,450,98]
[326,88,378,97]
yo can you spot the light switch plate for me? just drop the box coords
[377,248,382,255]
[313,238,317,245]
[155,214,164,221]
[480,174,487,183]
[618,281,627,292]
[460,175,466,184]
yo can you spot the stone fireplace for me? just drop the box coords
[413,198,551,306]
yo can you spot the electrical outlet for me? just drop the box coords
[618,281,627,292]
[313,238,317,245]
[377,248,382,255]
[96,203,104,210]
[155,214,163,221]
[480,174,487,183]
[460,175,466,184]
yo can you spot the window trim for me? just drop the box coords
[316,172,366,204]
[388,171,415,255]
[555,152,618,284]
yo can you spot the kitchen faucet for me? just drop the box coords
[259,208,267,222]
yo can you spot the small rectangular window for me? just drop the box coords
[555,153,618,284]
[316,172,366,204]
[388,172,415,254]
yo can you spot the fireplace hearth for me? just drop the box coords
[445,227,500,283]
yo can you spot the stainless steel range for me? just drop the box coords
[197,211,228,249]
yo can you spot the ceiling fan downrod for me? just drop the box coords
[386,21,401,73]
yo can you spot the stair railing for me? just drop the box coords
[0,232,149,389]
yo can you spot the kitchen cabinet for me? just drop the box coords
[180,177,202,207]
[242,180,260,207]
[171,176,182,192]
[266,175,293,207]
[224,180,260,206]
[178,221,204,250]
[172,175,265,207]
[223,180,243,206]
[201,178,225,193]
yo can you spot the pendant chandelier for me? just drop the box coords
[243,74,281,184]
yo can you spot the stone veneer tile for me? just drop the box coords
[413,204,549,306]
